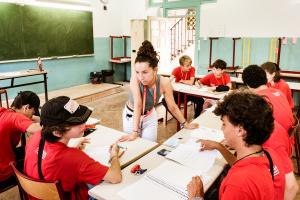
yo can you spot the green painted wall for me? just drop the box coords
[0,37,130,99]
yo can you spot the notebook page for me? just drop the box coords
[190,127,224,142]
[166,143,218,172]
[84,145,110,166]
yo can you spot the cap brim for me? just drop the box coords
[65,105,92,125]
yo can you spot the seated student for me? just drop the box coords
[187,91,286,200]
[196,59,232,90]
[24,96,122,199]
[162,55,204,118]
[261,61,294,109]
[242,65,294,134]
[0,91,41,190]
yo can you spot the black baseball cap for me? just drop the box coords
[11,91,40,116]
[40,96,92,127]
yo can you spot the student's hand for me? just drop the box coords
[183,122,199,129]
[187,176,204,200]
[77,137,90,151]
[109,143,120,158]
[195,81,201,88]
[197,139,220,151]
[118,132,139,142]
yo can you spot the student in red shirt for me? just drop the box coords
[24,96,122,200]
[242,65,294,134]
[0,91,41,191]
[196,59,232,89]
[261,61,294,109]
[162,55,204,118]
[187,91,285,200]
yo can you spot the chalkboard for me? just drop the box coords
[0,3,93,61]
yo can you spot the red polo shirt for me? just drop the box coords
[24,131,109,200]
[267,79,294,109]
[172,66,195,82]
[257,88,294,133]
[0,107,33,181]
[200,73,231,87]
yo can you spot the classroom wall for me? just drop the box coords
[0,0,127,99]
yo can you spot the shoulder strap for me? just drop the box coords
[263,149,274,181]
[38,138,46,180]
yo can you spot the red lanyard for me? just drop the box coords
[142,84,156,116]
[181,69,188,80]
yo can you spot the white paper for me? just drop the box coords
[86,117,100,125]
[166,143,218,172]
[190,127,224,142]
[118,161,211,200]
[84,145,110,166]
[163,137,180,148]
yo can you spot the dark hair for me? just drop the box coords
[135,40,159,68]
[212,59,227,70]
[11,91,40,109]
[261,62,281,82]
[41,124,71,143]
[179,55,192,66]
[242,65,267,88]
[213,90,274,146]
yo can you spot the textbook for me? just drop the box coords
[118,160,211,200]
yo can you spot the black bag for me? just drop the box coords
[90,72,102,84]
[215,85,230,92]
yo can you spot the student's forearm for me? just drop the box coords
[216,143,236,166]
[133,104,142,132]
[109,157,122,183]
[169,105,186,124]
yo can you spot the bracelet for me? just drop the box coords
[108,155,118,163]
[180,120,187,128]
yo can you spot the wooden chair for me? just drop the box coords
[0,89,9,108]
[10,162,66,200]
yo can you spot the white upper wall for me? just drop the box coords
[200,0,300,37]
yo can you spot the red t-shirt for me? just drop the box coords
[257,88,294,133]
[263,121,293,173]
[200,73,231,87]
[171,66,195,82]
[219,149,285,200]
[0,107,33,181]
[24,131,109,200]
[267,79,294,109]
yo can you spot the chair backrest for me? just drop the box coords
[10,162,66,200]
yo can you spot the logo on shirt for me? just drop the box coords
[35,148,47,159]
[272,165,280,176]
[272,92,281,97]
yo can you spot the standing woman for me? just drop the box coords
[120,41,198,142]
[261,62,294,109]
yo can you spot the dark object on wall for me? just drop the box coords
[90,72,103,84]
[102,70,114,83]
[0,3,93,61]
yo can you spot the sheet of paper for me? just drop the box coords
[84,145,111,167]
[166,143,218,172]
[86,117,100,125]
[118,161,211,200]
[190,127,224,142]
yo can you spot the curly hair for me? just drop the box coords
[135,40,159,68]
[261,62,281,82]
[213,90,274,146]
[242,65,267,88]
[212,59,227,70]
[179,55,192,66]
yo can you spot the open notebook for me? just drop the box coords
[118,160,211,200]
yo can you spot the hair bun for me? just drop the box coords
[137,40,156,57]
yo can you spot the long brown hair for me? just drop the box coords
[261,62,281,82]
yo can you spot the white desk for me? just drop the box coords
[70,125,158,169]
[89,111,227,200]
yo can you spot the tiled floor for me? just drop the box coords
[1,83,299,199]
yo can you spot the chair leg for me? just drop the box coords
[294,134,300,175]
[0,95,2,107]
[4,90,9,108]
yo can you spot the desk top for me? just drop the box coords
[89,112,227,200]
[83,125,158,168]
[109,58,131,63]
[172,82,228,100]
[0,69,47,80]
